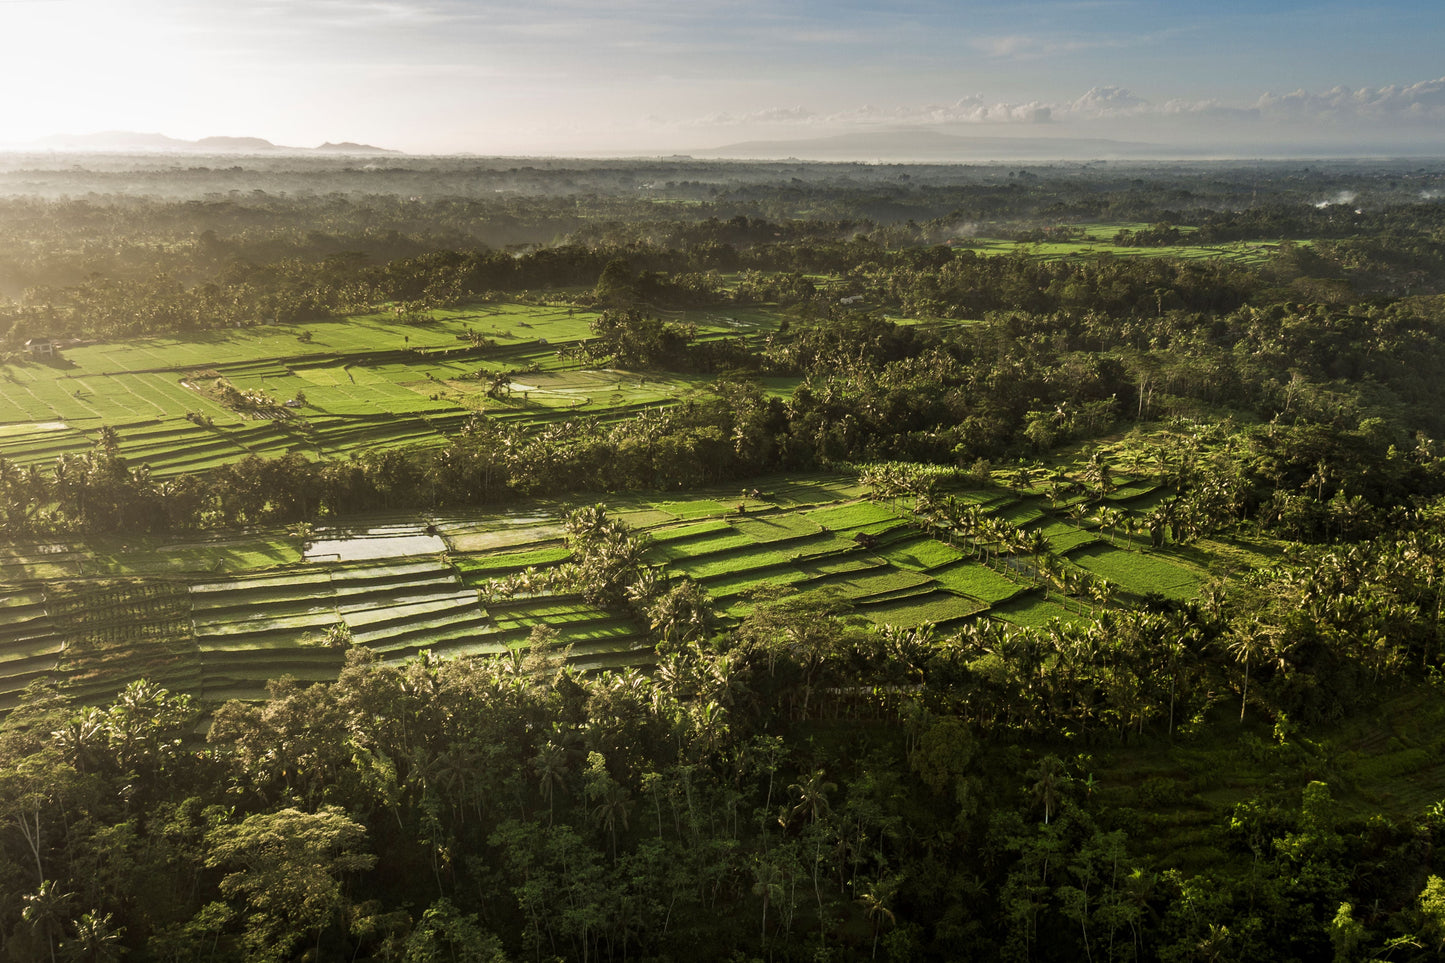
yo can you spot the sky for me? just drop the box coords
[1,0,1443,157]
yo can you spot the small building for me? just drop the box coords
[25,338,56,357]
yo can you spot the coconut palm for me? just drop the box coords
[788,769,836,826]
[22,880,74,963]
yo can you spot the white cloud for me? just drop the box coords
[685,106,819,128]
[1067,86,1148,116]
[1252,78,1445,124]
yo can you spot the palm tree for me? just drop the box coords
[1027,755,1069,825]
[788,769,836,826]
[590,781,633,859]
[22,880,74,963]
[532,743,569,822]
[60,911,124,963]
[857,875,901,959]
[1227,621,1269,723]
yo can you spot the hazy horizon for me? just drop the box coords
[3,1,1444,159]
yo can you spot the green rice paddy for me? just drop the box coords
[0,429,1224,707]
[0,300,789,477]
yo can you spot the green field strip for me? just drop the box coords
[609,508,678,529]
[728,512,826,542]
[343,593,480,630]
[490,603,606,626]
[783,533,871,564]
[990,594,1097,629]
[648,529,760,562]
[551,618,645,643]
[121,430,238,464]
[199,683,278,703]
[0,621,61,650]
[67,670,203,708]
[704,527,845,562]
[994,502,1046,526]
[73,376,151,417]
[195,625,333,651]
[0,380,42,422]
[929,561,1030,603]
[132,442,258,475]
[1106,482,1159,500]
[428,638,511,659]
[450,546,571,579]
[437,524,569,555]
[328,557,454,579]
[201,664,343,694]
[763,474,869,506]
[193,609,341,637]
[0,675,61,711]
[949,489,1015,509]
[793,552,886,577]
[647,518,735,543]
[192,592,339,624]
[330,567,466,597]
[0,425,93,459]
[32,377,111,420]
[804,566,935,597]
[700,563,812,599]
[137,374,232,415]
[0,588,47,610]
[329,569,459,596]
[1048,529,1104,553]
[1070,545,1203,598]
[851,580,953,607]
[362,618,502,654]
[646,498,733,520]
[1108,489,1172,512]
[198,645,343,673]
[191,569,334,598]
[565,635,649,661]
[879,534,967,571]
[0,599,53,625]
[0,650,64,681]
[568,649,657,672]
[110,376,181,418]
[858,592,987,627]
[348,609,493,648]
[668,546,796,579]
[0,632,68,661]
[0,383,67,421]
[110,419,208,445]
[801,500,905,531]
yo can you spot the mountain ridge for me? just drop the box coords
[12,131,399,154]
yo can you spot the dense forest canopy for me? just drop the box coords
[4,155,1445,961]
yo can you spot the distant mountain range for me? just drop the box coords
[11,131,399,154]
[695,128,1192,162]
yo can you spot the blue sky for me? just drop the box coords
[2,0,1443,155]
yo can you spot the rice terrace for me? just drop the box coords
[4,153,1445,961]
[0,292,1220,711]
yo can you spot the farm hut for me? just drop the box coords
[25,338,56,357]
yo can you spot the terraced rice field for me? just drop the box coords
[0,472,1217,709]
[990,594,1098,629]
[1071,544,1204,599]
[0,300,788,476]
[0,589,62,711]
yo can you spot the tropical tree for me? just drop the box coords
[204,806,377,963]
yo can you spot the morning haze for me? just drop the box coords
[2,0,1444,159]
